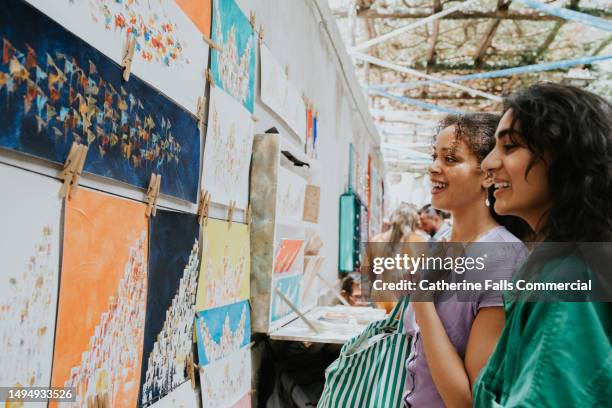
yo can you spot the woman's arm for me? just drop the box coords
[412,302,505,408]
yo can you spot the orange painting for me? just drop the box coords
[51,188,149,408]
[176,0,212,37]
[273,239,304,274]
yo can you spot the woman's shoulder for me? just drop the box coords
[478,225,523,243]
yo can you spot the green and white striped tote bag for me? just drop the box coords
[318,299,411,408]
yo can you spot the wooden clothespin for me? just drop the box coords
[245,204,252,230]
[258,24,265,43]
[121,34,137,82]
[68,143,88,199]
[284,65,289,79]
[145,173,161,217]
[205,69,216,88]
[185,354,197,389]
[196,96,206,130]
[59,142,79,198]
[197,190,211,225]
[249,11,257,29]
[202,34,222,52]
[252,115,259,122]
[227,200,236,229]
[59,142,88,199]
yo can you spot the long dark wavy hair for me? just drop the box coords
[437,113,533,241]
[502,83,612,242]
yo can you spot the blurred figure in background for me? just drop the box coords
[366,202,426,312]
[419,204,451,241]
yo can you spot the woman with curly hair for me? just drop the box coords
[402,113,530,408]
[477,83,612,406]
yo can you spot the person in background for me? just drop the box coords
[419,204,451,241]
[404,113,530,408]
[340,274,369,306]
[367,202,426,312]
[476,83,612,406]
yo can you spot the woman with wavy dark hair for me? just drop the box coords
[477,83,612,406]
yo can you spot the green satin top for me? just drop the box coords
[473,247,612,407]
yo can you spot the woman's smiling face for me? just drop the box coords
[429,125,486,213]
[481,110,551,230]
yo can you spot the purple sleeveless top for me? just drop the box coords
[403,226,527,408]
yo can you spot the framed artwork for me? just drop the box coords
[148,381,199,408]
[199,347,251,408]
[196,219,250,311]
[202,86,253,209]
[195,300,250,366]
[260,44,306,141]
[51,188,148,408]
[273,224,305,277]
[25,0,210,114]
[0,164,62,406]
[0,0,200,202]
[210,0,256,113]
[175,0,212,37]
[140,210,200,407]
[273,240,304,275]
[276,166,306,223]
[270,274,301,324]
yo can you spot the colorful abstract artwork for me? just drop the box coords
[26,0,209,113]
[176,0,212,37]
[202,86,253,209]
[196,219,250,311]
[0,164,61,405]
[276,166,306,222]
[260,44,306,140]
[148,381,199,408]
[0,0,200,202]
[210,0,256,112]
[139,210,200,407]
[51,188,148,408]
[270,274,301,323]
[274,224,305,276]
[273,240,304,275]
[195,300,250,366]
[199,347,251,408]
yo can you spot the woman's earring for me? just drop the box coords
[485,198,491,207]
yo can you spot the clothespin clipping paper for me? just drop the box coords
[121,35,137,82]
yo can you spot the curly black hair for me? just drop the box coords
[503,83,612,242]
[436,113,533,241]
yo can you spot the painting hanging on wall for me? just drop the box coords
[139,210,200,407]
[0,164,61,405]
[25,0,209,114]
[276,166,306,223]
[196,219,250,311]
[273,239,304,275]
[210,0,256,113]
[0,0,200,202]
[51,188,148,408]
[273,224,305,276]
[270,274,302,324]
[195,300,250,366]
[202,86,253,209]
[148,381,200,408]
[259,44,306,141]
[199,347,251,408]
[176,0,213,38]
